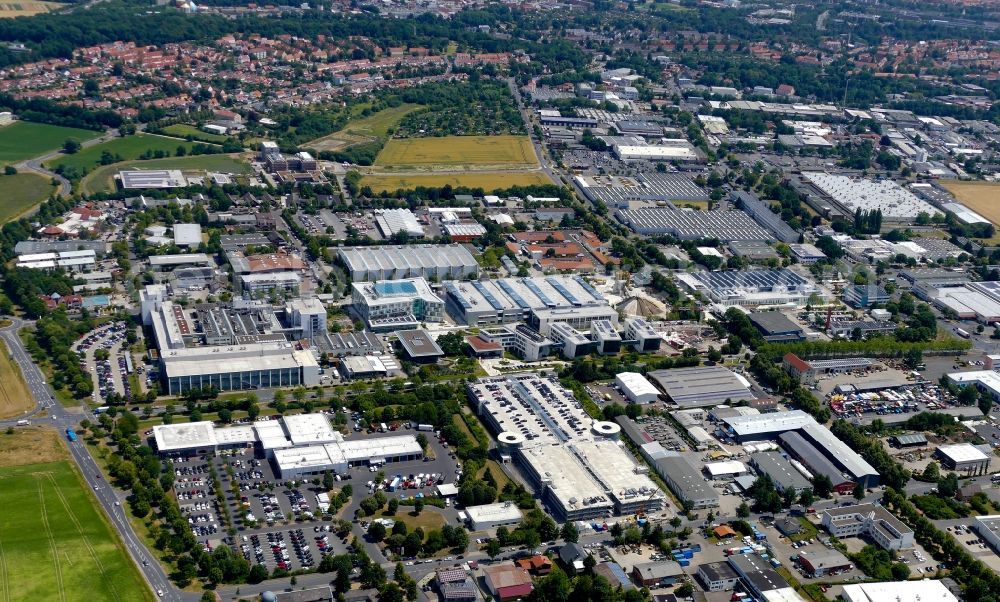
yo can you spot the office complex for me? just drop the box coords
[338,244,478,282]
[351,278,445,332]
[679,268,824,308]
[467,374,664,521]
[821,504,914,551]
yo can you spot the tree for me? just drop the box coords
[560,521,579,543]
[675,583,694,597]
[63,139,81,154]
[413,499,424,515]
[323,470,335,492]
[938,473,959,498]
[247,564,268,584]
[922,461,941,482]
[853,483,866,501]
[368,522,387,542]
[200,592,216,602]
[736,502,750,519]
[3,165,15,175]
[798,489,815,506]
[812,474,833,498]
[387,498,399,515]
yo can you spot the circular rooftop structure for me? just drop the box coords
[497,431,526,447]
[592,421,621,438]
[261,592,278,602]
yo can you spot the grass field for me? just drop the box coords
[0,0,63,16]
[940,180,1000,227]
[361,171,552,192]
[0,430,152,601]
[374,135,537,168]
[161,124,229,144]
[47,134,213,174]
[0,172,57,223]
[0,122,100,165]
[0,338,32,419]
[80,154,249,195]
[308,104,422,153]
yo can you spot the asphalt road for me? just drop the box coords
[0,318,190,602]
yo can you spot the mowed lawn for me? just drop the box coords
[361,171,552,192]
[0,431,152,602]
[940,180,1000,226]
[0,121,101,164]
[0,172,57,224]
[80,154,249,195]
[0,338,33,419]
[374,135,537,167]
[161,124,229,144]
[46,134,213,174]
[308,104,422,152]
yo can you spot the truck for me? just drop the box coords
[416,424,434,432]
[65,428,77,442]
[93,406,110,415]
[956,328,971,339]
[15,419,29,426]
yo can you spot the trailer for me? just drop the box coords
[417,424,434,432]
[93,406,110,415]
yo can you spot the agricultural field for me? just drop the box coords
[0,430,152,601]
[0,121,101,165]
[360,171,552,193]
[940,180,1000,227]
[0,338,32,419]
[81,154,249,195]
[374,135,538,169]
[161,124,229,143]
[46,134,214,175]
[0,1,63,16]
[0,173,57,223]
[307,104,422,153]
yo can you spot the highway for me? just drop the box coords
[0,318,191,602]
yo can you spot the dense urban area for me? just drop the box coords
[6,0,1000,602]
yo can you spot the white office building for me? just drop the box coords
[351,278,445,332]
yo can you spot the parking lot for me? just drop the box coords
[74,321,134,403]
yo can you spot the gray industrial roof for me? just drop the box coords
[338,244,477,278]
[396,329,444,358]
[750,452,812,492]
[748,311,803,336]
[648,365,755,407]
[655,456,719,505]
[616,207,772,241]
[779,430,851,485]
[731,190,799,243]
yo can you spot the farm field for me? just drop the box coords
[81,154,249,195]
[46,134,214,175]
[374,135,538,168]
[307,104,422,152]
[360,171,552,193]
[0,1,63,16]
[0,173,57,223]
[0,121,101,165]
[0,430,152,601]
[161,124,229,143]
[940,180,1000,226]
[0,338,32,419]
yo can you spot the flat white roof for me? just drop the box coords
[705,460,747,476]
[173,223,203,246]
[255,419,292,450]
[948,370,1000,395]
[937,443,990,463]
[465,502,524,524]
[615,372,659,398]
[214,425,256,445]
[840,580,957,602]
[281,413,341,446]
[154,421,216,452]
[801,173,937,219]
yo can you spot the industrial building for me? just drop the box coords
[395,329,444,362]
[800,172,939,221]
[575,173,708,208]
[615,372,660,404]
[947,370,1000,403]
[351,278,445,332]
[840,581,957,602]
[631,561,684,587]
[696,562,740,592]
[779,430,856,493]
[931,282,1000,323]
[613,143,700,162]
[173,223,203,247]
[337,244,478,282]
[119,169,187,189]
[727,554,799,601]
[374,208,424,238]
[464,502,524,531]
[272,436,422,479]
[974,515,1000,554]
[337,355,390,380]
[749,452,812,493]
[149,253,214,272]
[730,190,798,243]
[16,249,97,272]
[467,374,664,521]
[444,275,618,335]
[703,460,748,480]
[821,504,914,551]
[678,268,824,308]
[789,243,826,263]
[160,343,319,395]
[14,239,106,257]
[934,443,991,475]
[748,312,805,342]
[843,284,890,308]
[796,549,852,577]
[615,207,772,241]
[647,365,755,407]
[722,411,879,488]
[653,456,719,509]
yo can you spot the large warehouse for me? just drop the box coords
[445,275,618,335]
[678,268,825,308]
[615,372,660,404]
[615,207,772,241]
[647,365,755,407]
[351,278,445,332]
[338,244,478,282]
[840,581,956,602]
[576,173,709,208]
[800,172,939,221]
[723,411,879,488]
[467,374,664,521]
[653,456,719,509]
[935,443,991,475]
